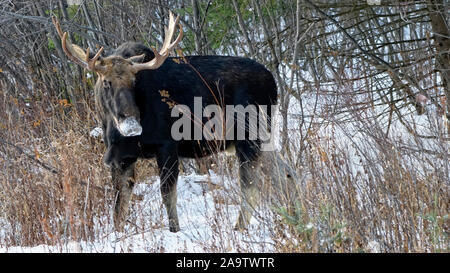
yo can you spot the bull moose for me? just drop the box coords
[52,12,277,232]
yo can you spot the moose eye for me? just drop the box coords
[103,80,112,88]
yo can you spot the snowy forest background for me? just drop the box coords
[0,0,448,252]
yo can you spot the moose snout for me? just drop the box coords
[117,116,142,137]
[113,90,142,137]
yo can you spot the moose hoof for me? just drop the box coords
[169,223,180,233]
[113,212,127,232]
[234,214,250,231]
[169,226,180,233]
[114,221,125,232]
[168,219,180,232]
[234,223,249,232]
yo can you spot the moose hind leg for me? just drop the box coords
[157,146,180,232]
[112,160,136,231]
[160,174,180,232]
[235,141,262,230]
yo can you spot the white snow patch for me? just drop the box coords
[89,126,103,139]
[367,240,381,253]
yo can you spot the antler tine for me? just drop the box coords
[61,32,88,68]
[131,11,183,73]
[85,47,105,71]
[52,16,105,73]
[52,16,65,39]
[161,12,183,56]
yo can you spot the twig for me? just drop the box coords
[0,138,107,192]
[304,0,445,113]
[0,11,119,41]
[0,138,59,175]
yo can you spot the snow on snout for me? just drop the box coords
[118,117,142,136]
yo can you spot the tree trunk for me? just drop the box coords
[428,0,450,133]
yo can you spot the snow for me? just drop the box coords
[118,117,142,137]
[367,240,381,253]
[367,0,381,5]
[0,171,274,253]
[89,126,103,139]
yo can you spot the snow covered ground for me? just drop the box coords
[0,96,446,253]
[0,171,275,253]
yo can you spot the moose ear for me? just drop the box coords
[127,54,146,64]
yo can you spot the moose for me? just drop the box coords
[52,12,277,232]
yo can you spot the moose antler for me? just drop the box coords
[51,16,106,73]
[131,11,183,73]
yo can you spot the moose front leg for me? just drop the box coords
[112,161,136,231]
[157,145,180,232]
